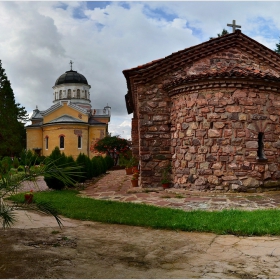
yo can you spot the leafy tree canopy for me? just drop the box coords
[93,136,130,154]
[93,136,131,166]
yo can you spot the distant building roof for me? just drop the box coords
[45,114,87,124]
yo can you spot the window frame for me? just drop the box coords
[59,135,65,150]
[45,136,49,150]
[78,135,82,149]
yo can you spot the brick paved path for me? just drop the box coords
[81,170,280,211]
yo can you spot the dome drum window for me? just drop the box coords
[53,63,91,104]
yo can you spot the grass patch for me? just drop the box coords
[7,190,280,236]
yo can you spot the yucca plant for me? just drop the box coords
[0,155,83,229]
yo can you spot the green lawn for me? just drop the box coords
[8,190,280,236]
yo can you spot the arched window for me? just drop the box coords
[59,135,65,149]
[78,135,82,149]
[67,89,71,98]
[77,89,80,98]
[59,90,62,99]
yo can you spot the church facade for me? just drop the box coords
[124,30,280,192]
[26,65,111,159]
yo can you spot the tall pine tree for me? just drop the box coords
[0,60,28,157]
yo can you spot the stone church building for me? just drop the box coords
[123,29,280,192]
[26,64,111,159]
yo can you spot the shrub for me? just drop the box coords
[91,156,102,177]
[76,154,87,183]
[0,157,13,174]
[13,157,20,169]
[44,147,67,190]
[104,155,114,170]
[34,156,46,165]
[19,149,34,166]
[119,150,133,168]
[65,155,80,187]
[95,156,107,174]
[17,165,25,172]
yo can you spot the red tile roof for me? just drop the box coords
[123,30,280,81]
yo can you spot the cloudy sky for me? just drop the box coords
[1,1,280,139]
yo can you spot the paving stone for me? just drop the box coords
[80,170,280,212]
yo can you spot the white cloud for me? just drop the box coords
[119,120,132,128]
[1,1,280,139]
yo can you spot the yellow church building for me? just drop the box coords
[26,63,111,159]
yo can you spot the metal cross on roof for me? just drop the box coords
[227,20,241,33]
[70,60,74,70]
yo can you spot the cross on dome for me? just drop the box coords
[227,20,241,33]
[70,60,74,70]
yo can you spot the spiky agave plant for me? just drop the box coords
[0,156,83,229]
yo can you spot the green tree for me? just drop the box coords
[275,37,280,54]
[210,29,229,40]
[91,156,102,177]
[76,153,88,183]
[93,136,130,166]
[0,60,28,157]
[217,29,229,37]
[44,147,68,190]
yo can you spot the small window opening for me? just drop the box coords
[59,90,62,99]
[67,89,71,98]
[257,132,266,160]
[45,137,49,150]
[59,136,64,149]
[78,135,82,149]
[210,122,213,129]
[77,89,80,98]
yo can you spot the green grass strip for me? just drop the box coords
[8,190,280,236]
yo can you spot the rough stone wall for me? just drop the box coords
[184,48,280,77]
[136,82,172,188]
[171,88,280,192]
[134,47,280,191]
[131,117,139,157]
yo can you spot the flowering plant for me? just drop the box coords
[131,173,139,180]
[25,190,34,196]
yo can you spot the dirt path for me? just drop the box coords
[1,210,280,278]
